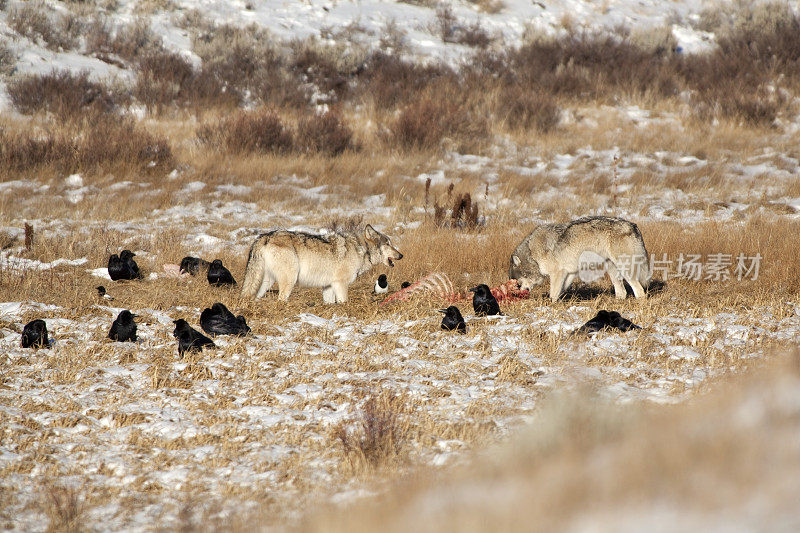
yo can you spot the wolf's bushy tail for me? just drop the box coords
[241,238,266,297]
[635,233,651,289]
[637,251,651,289]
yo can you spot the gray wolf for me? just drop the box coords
[241,225,403,303]
[509,216,650,301]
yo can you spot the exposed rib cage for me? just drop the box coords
[380,274,529,306]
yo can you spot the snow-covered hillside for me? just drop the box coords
[0,0,733,109]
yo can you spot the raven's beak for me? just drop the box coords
[437,308,447,314]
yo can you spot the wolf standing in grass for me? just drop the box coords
[242,225,403,303]
[509,216,650,302]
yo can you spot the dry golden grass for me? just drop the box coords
[2,33,800,527]
[295,355,800,533]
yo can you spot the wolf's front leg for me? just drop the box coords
[332,282,349,303]
[549,270,568,302]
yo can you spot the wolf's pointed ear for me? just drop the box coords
[512,255,521,266]
[364,224,379,240]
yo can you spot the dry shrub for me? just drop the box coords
[388,96,489,152]
[397,0,437,6]
[435,4,458,43]
[133,0,176,15]
[435,4,493,48]
[94,18,162,64]
[7,70,120,119]
[629,24,678,57]
[190,23,310,109]
[497,87,560,133]
[297,111,354,155]
[134,49,238,113]
[0,117,172,175]
[507,32,679,100]
[457,22,493,49]
[467,0,504,14]
[678,5,799,127]
[83,16,124,67]
[0,130,69,174]
[290,37,368,101]
[716,4,800,77]
[378,19,408,54]
[357,52,455,109]
[334,390,408,473]
[731,1,797,37]
[301,361,800,532]
[254,71,312,109]
[193,24,275,89]
[0,41,17,76]
[8,1,79,51]
[198,108,294,154]
[78,116,173,173]
[434,191,482,230]
[41,484,84,533]
[134,49,194,112]
[684,6,799,124]
[174,8,214,32]
[694,86,787,127]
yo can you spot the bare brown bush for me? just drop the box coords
[198,108,294,154]
[41,484,85,533]
[334,390,408,473]
[7,70,121,119]
[387,96,489,152]
[0,41,17,76]
[290,37,369,102]
[435,4,458,43]
[433,191,482,229]
[297,111,354,155]
[357,52,455,109]
[0,130,69,174]
[497,87,560,133]
[458,21,493,49]
[467,0,504,14]
[253,70,311,109]
[434,4,493,48]
[192,23,297,108]
[0,117,172,175]
[693,86,787,127]
[506,33,679,100]
[135,49,192,112]
[8,1,79,51]
[677,6,799,126]
[100,18,162,63]
[78,116,173,173]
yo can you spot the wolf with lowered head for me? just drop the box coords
[509,216,650,302]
